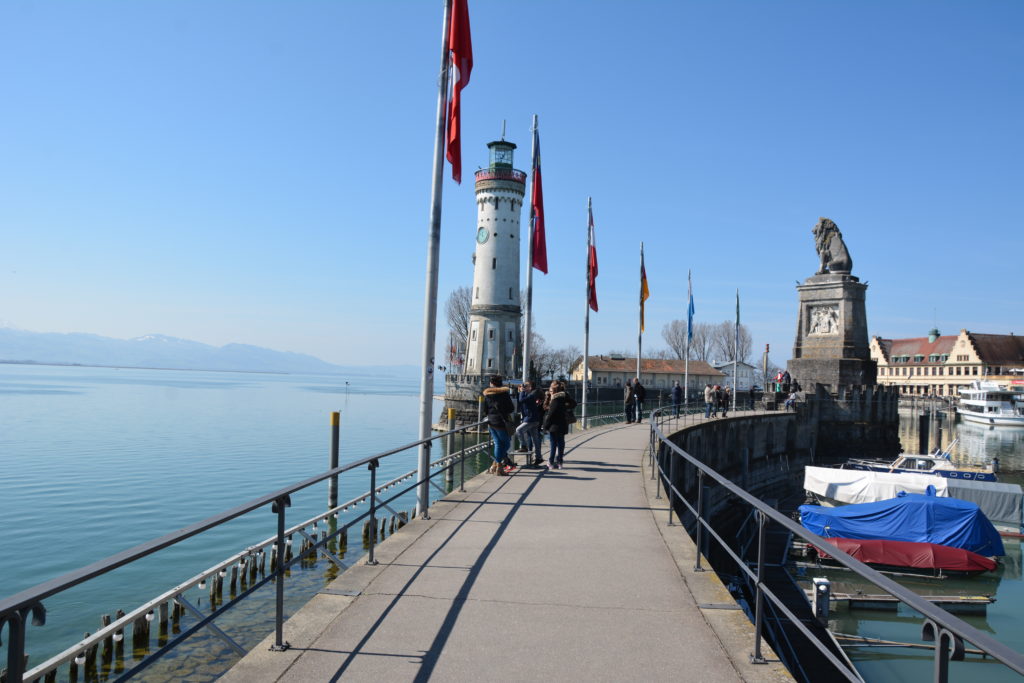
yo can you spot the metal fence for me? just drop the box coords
[0,420,493,682]
[647,405,1024,682]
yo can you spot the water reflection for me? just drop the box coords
[954,422,1024,473]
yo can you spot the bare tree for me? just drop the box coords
[530,332,559,381]
[444,286,471,365]
[661,320,715,361]
[709,321,753,363]
[550,345,582,379]
[646,347,674,360]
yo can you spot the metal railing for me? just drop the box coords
[646,405,1024,682]
[0,420,493,682]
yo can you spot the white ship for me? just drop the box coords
[957,380,1024,427]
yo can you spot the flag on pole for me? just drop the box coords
[640,245,650,332]
[587,201,598,311]
[686,269,695,343]
[445,0,473,184]
[530,123,547,273]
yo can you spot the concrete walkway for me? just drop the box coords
[223,423,790,682]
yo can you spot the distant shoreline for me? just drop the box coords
[0,360,297,376]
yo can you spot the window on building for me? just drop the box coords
[509,288,513,300]
[471,329,477,341]
[487,358,493,368]
[488,329,494,340]
[972,366,978,375]
[914,355,924,362]
[508,330,513,340]
[468,358,474,369]
[474,287,479,299]
[492,258,496,269]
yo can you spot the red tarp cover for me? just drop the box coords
[815,537,996,573]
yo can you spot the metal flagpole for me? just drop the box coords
[416,0,453,519]
[637,242,644,379]
[733,288,739,413]
[582,197,592,426]
[685,268,691,403]
[522,114,538,384]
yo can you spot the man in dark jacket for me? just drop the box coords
[632,378,647,423]
[482,375,516,475]
[623,380,635,423]
[671,381,683,417]
[515,381,545,467]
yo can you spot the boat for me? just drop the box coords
[799,491,1005,557]
[811,537,997,577]
[803,465,1024,532]
[957,380,1024,427]
[842,438,999,482]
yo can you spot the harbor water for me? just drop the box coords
[0,363,486,680]
[801,407,1024,682]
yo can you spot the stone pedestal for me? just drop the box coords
[788,273,876,393]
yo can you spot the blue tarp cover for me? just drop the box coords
[800,492,1005,556]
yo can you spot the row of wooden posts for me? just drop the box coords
[6,509,418,683]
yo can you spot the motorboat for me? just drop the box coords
[803,465,1024,533]
[811,537,997,577]
[842,438,998,482]
[957,380,1024,427]
[799,491,1005,557]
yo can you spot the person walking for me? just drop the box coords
[543,380,577,469]
[482,375,516,475]
[632,378,647,423]
[671,380,683,417]
[704,383,714,418]
[515,381,545,467]
[623,379,635,424]
[721,386,731,418]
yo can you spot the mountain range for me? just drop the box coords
[0,328,417,376]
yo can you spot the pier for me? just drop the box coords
[222,422,789,682]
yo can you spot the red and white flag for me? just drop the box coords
[531,122,547,273]
[588,201,599,312]
[446,0,473,183]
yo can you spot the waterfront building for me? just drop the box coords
[570,355,724,392]
[870,329,1024,396]
[710,360,759,391]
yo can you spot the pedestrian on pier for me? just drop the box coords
[720,386,730,418]
[543,380,576,469]
[671,380,683,417]
[515,381,545,467]
[624,379,636,423]
[633,378,647,422]
[704,383,715,418]
[483,375,516,475]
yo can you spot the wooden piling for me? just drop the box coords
[84,629,98,670]
[229,564,238,596]
[100,614,113,661]
[339,529,348,554]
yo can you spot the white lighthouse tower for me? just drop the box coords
[464,138,526,378]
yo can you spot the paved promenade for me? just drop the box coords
[223,422,790,682]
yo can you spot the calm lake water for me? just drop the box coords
[0,363,473,679]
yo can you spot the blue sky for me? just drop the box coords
[2,1,1021,367]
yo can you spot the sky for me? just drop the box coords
[1,1,1021,368]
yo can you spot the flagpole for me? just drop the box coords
[522,114,538,384]
[733,289,739,413]
[637,242,644,380]
[583,197,592,426]
[685,269,691,404]
[416,0,453,519]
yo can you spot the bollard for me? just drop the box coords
[812,577,831,623]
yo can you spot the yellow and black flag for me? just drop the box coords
[640,243,650,332]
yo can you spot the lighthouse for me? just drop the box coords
[464,138,527,378]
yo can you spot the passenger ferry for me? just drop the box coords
[957,380,1024,427]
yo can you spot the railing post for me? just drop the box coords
[270,494,291,652]
[667,446,676,526]
[751,510,768,664]
[693,470,705,572]
[3,610,27,683]
[459,428,467,493]
[367,459,380,565]
[445,409,456,490]
[922,619,965,683]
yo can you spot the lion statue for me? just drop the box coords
[812,217,852,274]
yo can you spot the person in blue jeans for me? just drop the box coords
[542,380,576,469]
[704,383,714,418]
[515,381,545,467]
[482,375,516,476]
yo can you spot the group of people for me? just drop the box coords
[481,375,578,475]
[703,383,733,418]
[623,378,647,423]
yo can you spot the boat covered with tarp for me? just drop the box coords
[799,491,1005,557]
[812,537,997,576]
[803,465,1023,532]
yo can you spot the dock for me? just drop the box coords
[805,590,994,615]
[222,423,791,682]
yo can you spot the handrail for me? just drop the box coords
[647,406,1024,681]
[0,418,491,682]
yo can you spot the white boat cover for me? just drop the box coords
[803,466,1023,530]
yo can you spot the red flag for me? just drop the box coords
[531,123,547,273]
[446,0,472,184]
[588,203,599,312]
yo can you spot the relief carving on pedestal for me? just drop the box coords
[808,305,840,336]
